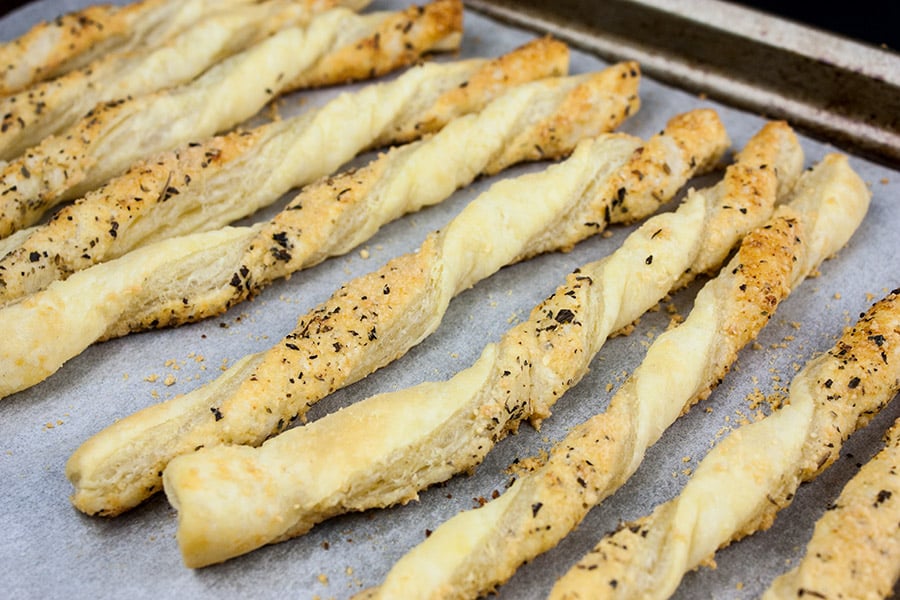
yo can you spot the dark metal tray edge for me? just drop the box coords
[465,0,900,167]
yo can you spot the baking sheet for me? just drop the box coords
[1,1,899,598]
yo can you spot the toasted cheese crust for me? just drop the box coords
[543,155,875,600]
[288,0,463,88]
[156,111,734,568]
[0,0,256,96]
[552,280,895,600]
[0,1,345,161]
[0,38,567,308]
[763,417,900,600]
[0,0,463,239]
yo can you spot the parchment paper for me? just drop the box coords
[1,1,898,598]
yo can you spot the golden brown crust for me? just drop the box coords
[380,36,570,145]
[0,0,296,96]
[609,108,730,224]
[63,69,643,517]
[288,0,464,89]
[676,120,803,283]
[0,1,333,161]
[485,61,641,175]
[0,127,266,306]
[0,0,462,240]
[515,106,730,259]
[153,113,733,567]
[0,42,567,309]
[544,161,877,600]
[764,417,900,600]
[0,0,160,95]
[362,131,827,600]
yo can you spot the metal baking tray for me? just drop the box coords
[467,0,900,167]
[1,0,898,598]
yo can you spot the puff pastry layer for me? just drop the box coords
[0,0,462,238]
[161,110,737,568]
[0,38,568,307]
[552,279,895,600]
[763,417,900,600]
[64,67,641,516]
[0,0,361,160]
[0,0,256,95]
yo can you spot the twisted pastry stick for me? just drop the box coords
[0,38,569,307]
[0,56,625,399]
[0,0,362,161]
[364,153,868,600]
[0,0,462,238]
[157,111,738,567]
[553,284,897,600]
[65,126,650,520]
[122,67,639,334]
[0,0,256,96]
[764,417,900,600]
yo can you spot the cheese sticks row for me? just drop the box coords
[552,285,896,599]
[0,38,568,308]
[0,0,463,238]
[70,113,713,518]
[0,0,261,96]
[357,148,869,598]
[0,51,635,398]
[6,4,885,593]
[65,98,743,522]
[0,0,366,160]
[165,117,801,568]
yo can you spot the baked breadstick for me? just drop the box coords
[156,111,740,567]
[763,417,900,600]
[364,153,869,599]
[0,0,256,96]
[3,63,636,397]
[552,284,896,600]
[126,67,641,333]
[288,0,463,89]
[0,0,356,160]
[375,33,571,147]
[0,38,570,308]
[65,127,649,519]
[0,0,463,239]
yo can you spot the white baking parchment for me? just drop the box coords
[1,1,898,598]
